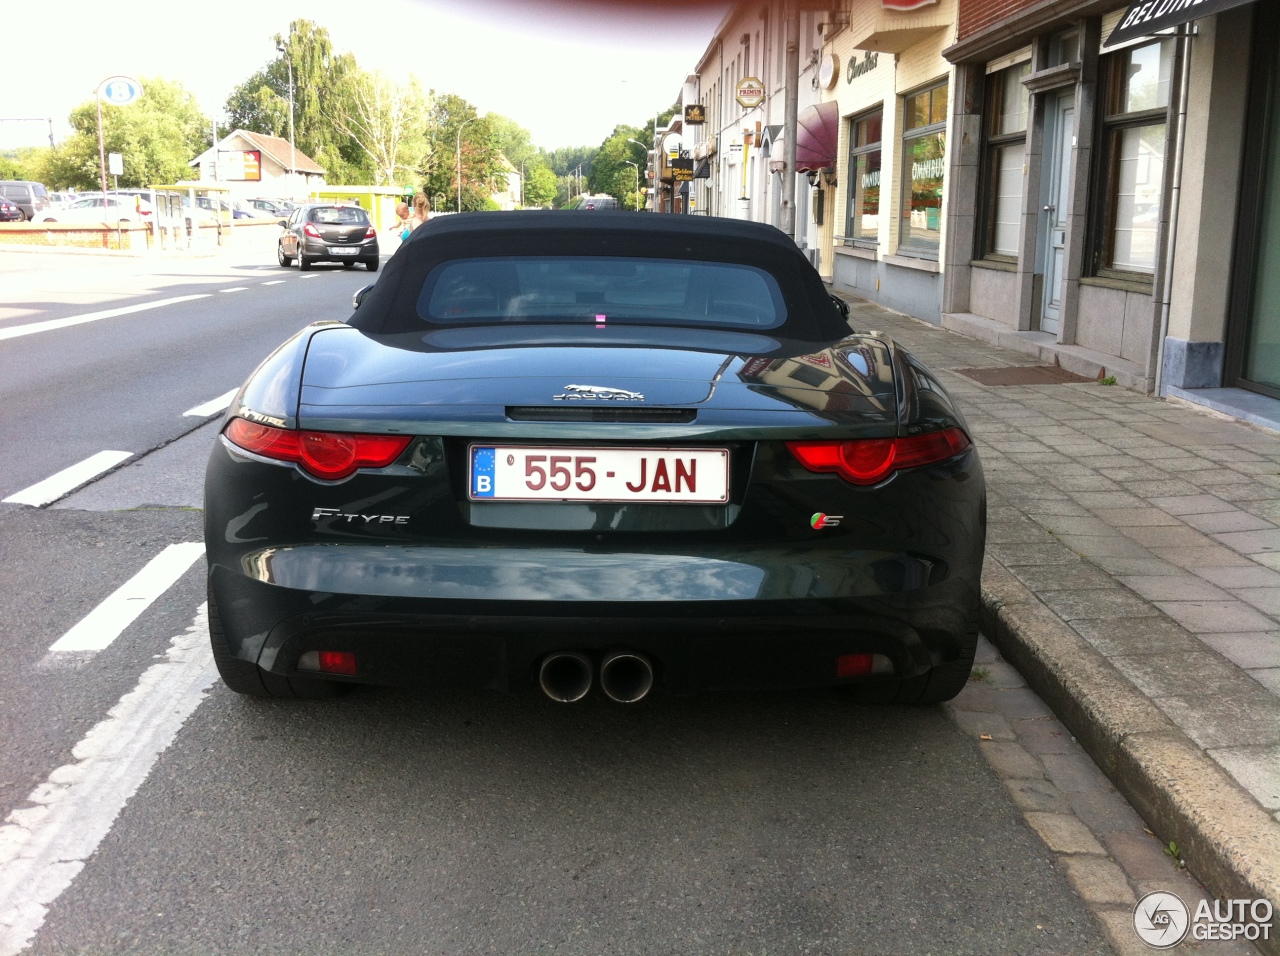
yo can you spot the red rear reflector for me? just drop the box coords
[224,418,411,480]
[787,428,970,486]
[836,654,874,678]
[317,651,357,676]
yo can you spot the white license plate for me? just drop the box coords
[469,446,729,503]
[330,247,359,254]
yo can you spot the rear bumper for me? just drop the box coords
[301,238,378,260]
[208,557,979,694]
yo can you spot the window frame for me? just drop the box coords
[1089,37,1177,281]
[898,78,950,260]
[844,106,884,248]
[978,60,1031,262]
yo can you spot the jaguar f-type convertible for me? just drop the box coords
[204,212,985,704]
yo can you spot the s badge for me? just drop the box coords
[810,513,843,529]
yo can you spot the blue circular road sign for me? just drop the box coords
[99,76,143,105]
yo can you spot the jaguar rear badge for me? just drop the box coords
[553,384,644,401]
[811,513,843,529]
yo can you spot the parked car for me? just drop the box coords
[35,195,153,223]
[243,197,294,218]
[277,203,378,271]
[47,191,80,210]
[0,181,49,220]
[204,211,986,701]
[0,196,23,222]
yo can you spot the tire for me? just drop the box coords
[342,260,355,269]
[207,584,346,699]
[364,258,379,272]
[299,254,313,272]
[277,243,292,267]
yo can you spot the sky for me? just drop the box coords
[1,0,728,153]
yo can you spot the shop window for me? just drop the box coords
[900,79,948,257]
[981,61,1031,259]
[1093,38,1175,277]
[845,108,882,245]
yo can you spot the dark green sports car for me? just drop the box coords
[204,211,985,704]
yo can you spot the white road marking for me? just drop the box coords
[219,286,248,293]
[261,280,286,286]
[299,274,319,279]
[183,388,238,418]
[47,543,205,654]
[0,606,216,956]
[0,295,210,343]
[2,451,132,507]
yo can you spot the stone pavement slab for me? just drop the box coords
[843,297,1280,952]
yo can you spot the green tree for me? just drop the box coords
[522,160,557,208]
[419,94,504,212]
[223,67,290,137]
[45,76,209,189]
[333,69,431,186]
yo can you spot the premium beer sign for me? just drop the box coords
[684,104,706,125]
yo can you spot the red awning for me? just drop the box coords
[795,101,840,172]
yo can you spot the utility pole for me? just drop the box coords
[781,2,800,239]
[275,42,296,198]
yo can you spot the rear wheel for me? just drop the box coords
[277,242,292,267]
[207,585,346,699]
[299,254,313,272]
[342,260,355,269]
[364,258,379,272]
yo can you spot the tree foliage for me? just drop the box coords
[43,77,208,189]
[333,69,431,186]
[418,94,506,212]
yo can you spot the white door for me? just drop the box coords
[1040,94,1075,336]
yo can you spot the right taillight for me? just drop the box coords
[787,427,971,486]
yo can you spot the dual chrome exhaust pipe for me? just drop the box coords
[538,651,654,704]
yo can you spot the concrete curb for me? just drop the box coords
[979,554,1280,955]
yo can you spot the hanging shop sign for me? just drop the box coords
[881,0,938,8]
[684,104,706,125]
[670,158,695,182]
[735,77,766,109]
[1106,0,1256,46]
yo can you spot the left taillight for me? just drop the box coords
[787,427,971,486]
[224,418,412,481]
[303,222,321,238]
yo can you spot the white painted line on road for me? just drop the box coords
[183,388,238,418]
[0,295,211,343]
[0,606,216,956]
[2,451,133,507]
[47,543,205,654]
[220,286,249,293]
[299,274,319,279]
[261,280,286,286]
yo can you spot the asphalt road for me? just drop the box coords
[0,249,1113,955]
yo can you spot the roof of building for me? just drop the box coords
[189,129,326,175]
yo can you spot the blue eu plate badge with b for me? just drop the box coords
[471,446,496,498]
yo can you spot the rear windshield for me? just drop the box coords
[309,206,369,225]
[416,256,786,329]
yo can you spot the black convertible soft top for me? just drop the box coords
[348,211,850,341]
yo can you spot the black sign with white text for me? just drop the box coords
[1106,0,1255,46]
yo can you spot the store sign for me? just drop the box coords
[847,51,881,83]
[218,150,262,182]
[1105,0,1255,46]
[735,77,766,109]
[670,158,695,182]
[684,104,706,125]
[882,0,938,8]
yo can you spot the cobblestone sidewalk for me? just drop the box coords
[838,295,1280,949]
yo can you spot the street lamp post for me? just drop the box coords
[626,138,650,211]
[623,160,640,204]
[275,42,296,199]
[456,116,481,213]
